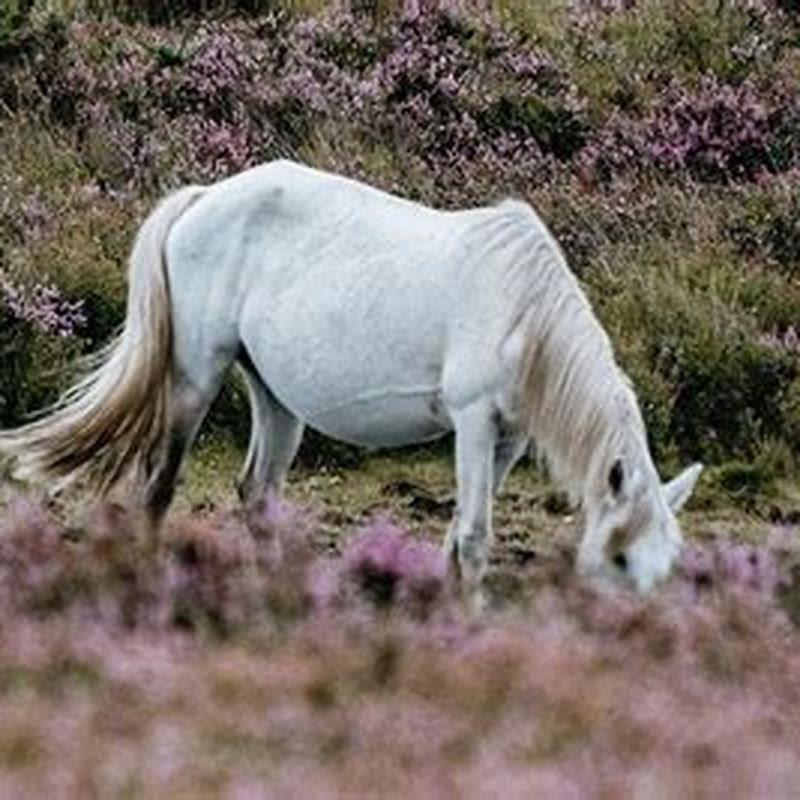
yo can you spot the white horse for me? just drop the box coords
[0,160,701,601]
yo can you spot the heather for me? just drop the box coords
[0,492,800,796]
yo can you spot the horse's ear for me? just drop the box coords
[609,459,624,496]
[663,463,703,512]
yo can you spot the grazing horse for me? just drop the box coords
[0,161,701,602]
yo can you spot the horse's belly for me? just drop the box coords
[246,279,453,447]
[302,387,451,448]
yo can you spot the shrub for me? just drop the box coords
[338,518,447,617]
[591,245,800,464]
[0,0,33,48]
[0,492,800,793]
[557,0,795,116]
[0,273,85,426]
[727,180,800,276]
[582,77,799,184]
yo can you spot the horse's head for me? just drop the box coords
[580,454,703,594]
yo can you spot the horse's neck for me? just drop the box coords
[471,201,647,501]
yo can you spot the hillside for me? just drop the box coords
[1,2,800,796]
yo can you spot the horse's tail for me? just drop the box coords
[0,185,205,495]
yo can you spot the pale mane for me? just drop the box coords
[472,200,647,503]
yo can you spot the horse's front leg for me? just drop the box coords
[446,400,497,614]
[443,430,527,572]
[492,433,529,495]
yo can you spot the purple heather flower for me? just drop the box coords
[0,272,86,337]
[341,518,446,613]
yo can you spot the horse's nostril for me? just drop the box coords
[612,552,628,571]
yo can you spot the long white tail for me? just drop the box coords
[0,185,205,494]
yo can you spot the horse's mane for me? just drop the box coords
[472,200,647,503]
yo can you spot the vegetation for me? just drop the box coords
[1,0,799,475]
[1,1,800,793]
[0,487,797,796]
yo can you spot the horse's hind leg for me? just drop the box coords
[142,377,216,531]
[141,316,239,531]
[235,357,304,512]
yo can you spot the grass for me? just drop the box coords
[1,2,798,472]
[180,435,786,561]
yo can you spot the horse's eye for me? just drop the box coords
[612,552,628,571]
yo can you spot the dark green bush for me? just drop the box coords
[712,460,777,501]
[728,187,800,278]
[0,1,33,48]
[79,0,279,25]
[0,311,82,428]
[667,332,796,464]
[480,95,588,161]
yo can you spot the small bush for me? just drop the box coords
[338,519,447,617]
[708,460,778,506]
[0,0,33,48]
[582,77,799,184]
[728,182,800,276]
[592,245,799,464]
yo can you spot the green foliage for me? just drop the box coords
[549,0,794,118]
[51,0,278,25]
[0,1,33,48]
[480,95,588,160]
[728,183,800,277]
[0,308,82,427]
[714,460,776,499]
[591,241,799,465]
